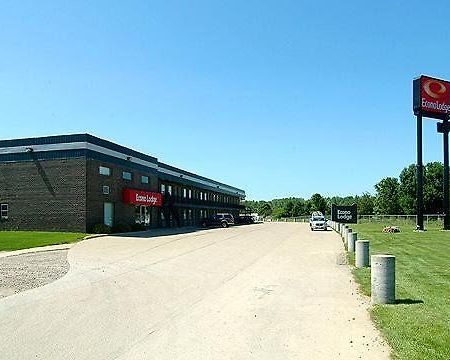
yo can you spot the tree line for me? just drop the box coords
[244,162,446,218]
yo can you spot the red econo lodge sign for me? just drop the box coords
[122,189,162,206]
[414,75,450,119]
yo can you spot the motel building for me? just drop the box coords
[0,134,245,232]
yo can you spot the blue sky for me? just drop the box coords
[1,0,450,200]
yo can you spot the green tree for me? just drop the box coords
[357,192,375,215]
[310,193,327,215]
[242,200,258,213]
[292,199,307,216]
[424,162,443,214]
[399,164,416,214]
[374,177,401,214]
[282,200,295,217]
[258,202,272,217]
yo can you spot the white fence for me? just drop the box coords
[271,214,444,226]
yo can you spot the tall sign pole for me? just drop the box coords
[416,113,424,230]
[443,116,449,230]
[438,116,450,229]
[413,75,450,230]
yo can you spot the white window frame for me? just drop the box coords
[141,175,149,184]
[99,166,111,176]
[1,203,8,219]
[122,171,132,181]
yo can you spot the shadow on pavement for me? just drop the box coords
[113,226,204,239]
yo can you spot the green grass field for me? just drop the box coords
[348,222,450,360]
[0,231,86,251]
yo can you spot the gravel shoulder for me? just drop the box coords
[0,250,69,298]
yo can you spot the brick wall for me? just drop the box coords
[0,158,87,232]
[85,159,159,231]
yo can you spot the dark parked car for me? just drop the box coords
[235,215,255,225]
[201,213,235,228]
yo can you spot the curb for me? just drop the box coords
[0,243,75,259]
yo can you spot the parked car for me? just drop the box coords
[201,213,235,228]
[235,215,255,225]
[309,212,328,231]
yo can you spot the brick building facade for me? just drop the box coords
[0,134,245,232]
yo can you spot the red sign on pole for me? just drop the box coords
[122,189,162,206]
[414,75,450,119]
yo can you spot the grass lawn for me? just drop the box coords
[0,231,86,251]
[347,221,450,360]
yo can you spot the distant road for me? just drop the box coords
[0,223,390,359]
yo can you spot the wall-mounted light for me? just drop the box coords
[126,156,132,161]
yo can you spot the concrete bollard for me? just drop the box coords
[348,232,357,252]
[345,228,352,246]
[371,255,395,304]
[355,240,369,268]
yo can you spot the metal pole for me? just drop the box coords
[417,114,424,230]
[444,117,450,230]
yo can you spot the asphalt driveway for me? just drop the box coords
[0,223,390,359]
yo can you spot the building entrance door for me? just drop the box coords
[104,202,114,227]
[139,205,151,226]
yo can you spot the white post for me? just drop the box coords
[355,240,369,268]
[371,255,396,304]
[348,232,357,252]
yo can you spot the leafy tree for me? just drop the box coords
[357,192,375,215]
[374,177,401,214]
[310,193,327,215]
[399,164,416,214]
[292,199,307,217]
[282,200,295,217]
[242,200,258,213]
[424,162,443,214]
[272,207,284,219]
[258,202,272,217]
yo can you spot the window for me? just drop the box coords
[183,188,187,198]
[141,176,149,184]
[1,204,8,219]
[102,186,110,195]
[161,184,166,194]
[167,185,172,195]
[99,166,111,176]
[122,171,132,180]
[188,189,192,199]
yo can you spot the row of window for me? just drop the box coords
[97,166,239,205]
[160,183,239,204]
[98,166,149,184]
[1,203,8,219]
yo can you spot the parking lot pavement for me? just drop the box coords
[0,223,390,359]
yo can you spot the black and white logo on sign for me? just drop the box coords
[331,204,357,224]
